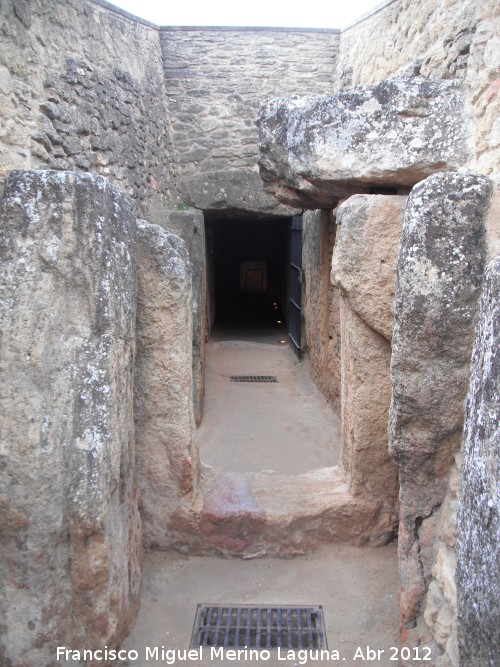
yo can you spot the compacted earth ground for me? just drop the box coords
[124,326,398,665]
[123,543,398,666]
[198,327,342,474]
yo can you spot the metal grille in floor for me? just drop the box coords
[190,605,327,649]
[230,375,278,383]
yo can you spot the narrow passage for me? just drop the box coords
[198,330,341,475]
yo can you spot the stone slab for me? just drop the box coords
[0,170,141,664]
[257,78,473,208]
[181,168,299,218]
[388,171,493,649]
[457,255,500,667]
[332,194,406,340]
[135,220,200,551]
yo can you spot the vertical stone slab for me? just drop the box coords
[389,172,493,656]
[332,194,406,341]
[457,256,500,667]
[340,300,397,509]
[330,194,405,540]
[0,171,141,664]
[135,221,200,551]
[152,208,207,426]
[302,209,341,410]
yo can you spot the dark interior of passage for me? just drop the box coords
[207,218,290,330]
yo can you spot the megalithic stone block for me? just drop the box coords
[0,170,142,664]
[256,78,474,208]
[331,193,406,341]
[134,220,200,551]
[457,255,500,667]
[388,171,493,647]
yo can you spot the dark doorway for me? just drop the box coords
[206,217,290,338]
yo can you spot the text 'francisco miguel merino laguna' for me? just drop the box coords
[56,646,346,663]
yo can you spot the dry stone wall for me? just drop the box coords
[159,27,339,215]
[336,0,500,183]
[0,170,142,665]
[0,0,180,218]
[160,27,339,177]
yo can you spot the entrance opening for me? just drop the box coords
[206,217,290,341]
[200,214,341,475]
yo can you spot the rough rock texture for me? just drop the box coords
[257,78,473,208]
[389,172,493,660]
[134,221,201,551]
[456,256,500,667]
[317,194,405,544]
[160,27,340,177]
[340,300,398,515]
[195,465,395,557]
[302,209,341,410]
[331,194,406,340]
[180,168,298,219]
[151,208,207,425]
[0,0,180,215]
[423,452,462,667]
[0,170,141,665]
[336,0,500,184]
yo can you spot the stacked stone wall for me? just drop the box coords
[160,27,339,179]
[336,0,500,182]
[0,0,180,217]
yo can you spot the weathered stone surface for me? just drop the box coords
[257,78,473,208]
[457,255,500,667]
[180,168,298,218]
[0,0,179,213]
[332,194,406,340]
[335,0,500,185]
[160,28,340,176]
[389,172,493,654]
[0,170,141,664]
[340,299,399,508]
[200,472,266,553]
[134,220,200,551]
[302,209,341,410]
[195,466,394,557]
[150,207,207,426]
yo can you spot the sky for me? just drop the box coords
[108,0,386,30]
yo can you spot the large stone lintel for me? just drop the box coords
[257,78,474,208]
[181,168,300,219]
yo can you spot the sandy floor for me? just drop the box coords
[123,543,398,666]
[198,337,342,474]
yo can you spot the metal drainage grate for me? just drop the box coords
[230,376,278,383]
[190,604,327,649]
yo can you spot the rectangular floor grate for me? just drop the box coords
[190,604,327,649]
[230,375,278,383]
